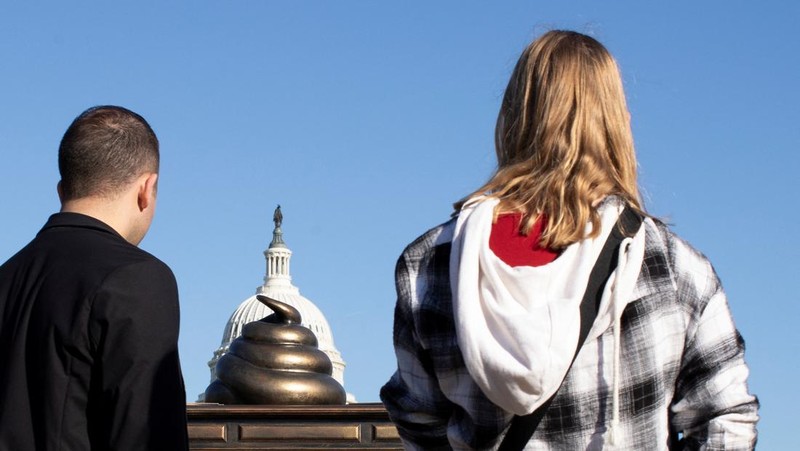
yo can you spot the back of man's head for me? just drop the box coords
[58,106,159,201]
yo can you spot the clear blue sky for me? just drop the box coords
[1,2,796,448]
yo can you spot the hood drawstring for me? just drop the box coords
[608,231,645,446]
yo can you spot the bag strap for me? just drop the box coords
[498,207,643,451]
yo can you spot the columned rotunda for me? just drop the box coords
[206,206,348,398]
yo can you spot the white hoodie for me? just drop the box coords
[450,196,645,439]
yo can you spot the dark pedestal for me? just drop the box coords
[188,403,402,450]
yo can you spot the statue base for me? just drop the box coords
[188,403,401,450]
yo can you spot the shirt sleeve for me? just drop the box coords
[380,250,454,451]
[669,245,759,450]
[89,258,189,451]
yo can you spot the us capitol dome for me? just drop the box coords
[204,205,351,401]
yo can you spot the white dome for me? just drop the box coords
[206,206,348,397]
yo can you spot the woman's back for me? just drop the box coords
[380,30,758,450]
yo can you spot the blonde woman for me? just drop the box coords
[381,31,758,450]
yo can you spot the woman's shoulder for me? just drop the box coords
[393,217,459,283]
[643,217,716,271]
[640,217,723,311]
[400,217,457,259]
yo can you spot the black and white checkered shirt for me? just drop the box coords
[380,216,758,450]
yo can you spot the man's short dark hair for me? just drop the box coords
[58,105,159,201]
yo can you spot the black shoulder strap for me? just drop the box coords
[498,208,643,451]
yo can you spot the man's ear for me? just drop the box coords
[56,181,64,203]
[137,173,159,212]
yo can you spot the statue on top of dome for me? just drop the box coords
[273,205,283,229]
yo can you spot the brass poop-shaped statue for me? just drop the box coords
[204,295,346,405]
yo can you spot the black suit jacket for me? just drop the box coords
[0,213,189,450]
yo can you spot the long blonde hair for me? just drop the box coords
[456,30,643,249]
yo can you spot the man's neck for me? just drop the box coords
[60,197,134,244]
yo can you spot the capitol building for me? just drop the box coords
[203,206,351,401]
[187,207,399,449]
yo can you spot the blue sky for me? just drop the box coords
[1,2,796,448]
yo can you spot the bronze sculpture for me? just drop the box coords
[204,295,346,405]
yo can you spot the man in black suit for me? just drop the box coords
[0,106,189,450]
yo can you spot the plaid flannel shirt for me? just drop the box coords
[380,217,758,450]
